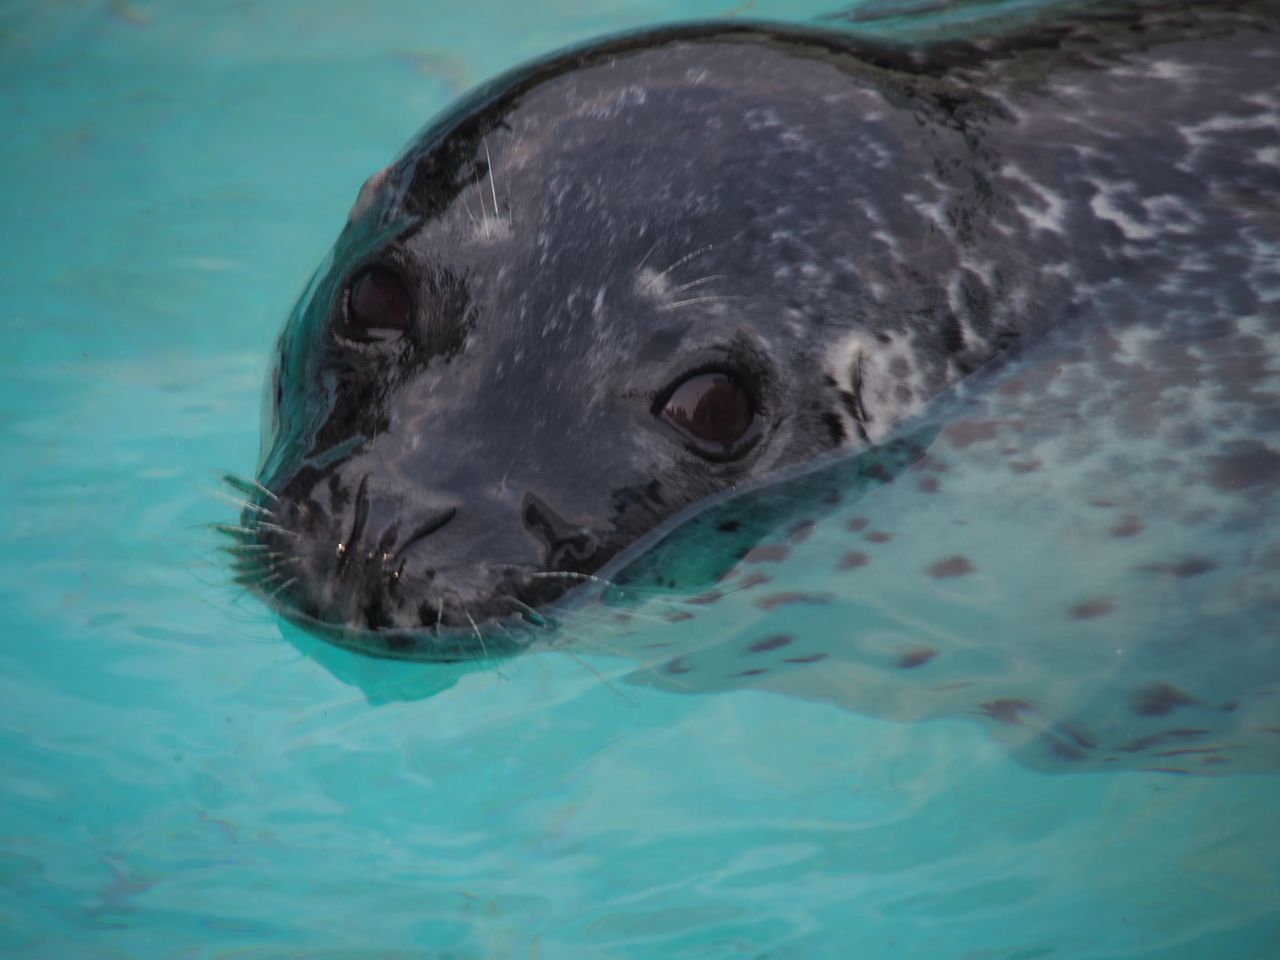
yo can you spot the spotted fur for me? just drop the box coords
[236,1,1280,772]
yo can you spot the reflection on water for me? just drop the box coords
[1,0,1278,957]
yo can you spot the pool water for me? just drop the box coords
[2,1,1278,956]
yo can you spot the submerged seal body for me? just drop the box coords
[237,2,1280,660]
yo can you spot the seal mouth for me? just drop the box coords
[218,473,592,662]
[271,603,537,662]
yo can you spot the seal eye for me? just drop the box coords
[661,372,754,447]
[344,266,411,341]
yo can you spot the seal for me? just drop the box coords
[229,1,1280,663]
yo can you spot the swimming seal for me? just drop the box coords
[232,1,1280,661]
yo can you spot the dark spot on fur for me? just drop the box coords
[862,463,892,482]
[744,545,790,563]
[1010,459,1042,474]
[940,312,965,354]
[662,657,691,675]
[756,592,831,610]
[1056,724,1097,751]
[1069,597,1114,620]
[944,420,1000,449]
[665,611,694,623]
[839,551,870,569]
[918,476,941,493]
[687,590,724,605]
[1205,440,1280,492]
[997,374,1030,396]
[1132,683,1198,717]
[1091,499,1117,509]
[789,520,816,544]
[717,519,742,533]
[1153,747,1220,758]
[928,556,975,578]
[1119,728,1212,753]
[1136,556,1218,578]
[748,634,793,653]
[732,668,768,677]
[847,516,869,532]
[865,531,892,544]
[783,653,827,664]
[1043,734,1088,761]
[643,480,665,506]
[821,411,847,444]
[981,699,1034,724]
[735,572,771,590]
[1110,515,1145,537]
[897,647,937,669]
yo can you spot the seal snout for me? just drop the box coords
[245,461,598,649]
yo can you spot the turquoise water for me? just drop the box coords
[2,1,1279,956]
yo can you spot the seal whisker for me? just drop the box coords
[657,243,715,279]
[459,187,479,227]
[503,596,555,630]
[210,522,254,541]
[635,238,661,273]
[528,570,627,592]
[267,576,298,600]
[463,609,504,675]
[483,138,500,220]
[474,167,487,220]
[671,274,728,292]
[254,522,299,538]
[210,490,275,518]
[536,597,673,627]
[465,610,490,660]
[555,647,634,704]
[660,295,748,311]
[221,473,278,502]
[235,556,294,579]
[218,543,274,556]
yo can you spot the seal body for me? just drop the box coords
[240,3,1280,660]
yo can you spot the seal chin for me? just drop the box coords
[277,607,536,662]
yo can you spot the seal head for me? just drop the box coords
[244,24,1051,657]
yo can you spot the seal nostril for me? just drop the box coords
[522,493,599,571]
[548,532,600,571]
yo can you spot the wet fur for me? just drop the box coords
[238,0,1280,683]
